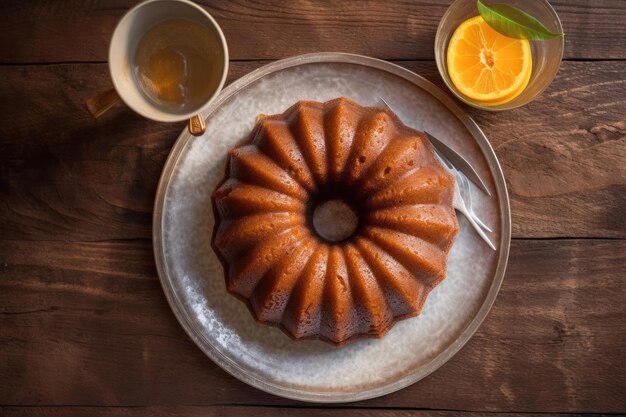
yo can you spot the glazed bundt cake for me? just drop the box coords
[211,97,459,346]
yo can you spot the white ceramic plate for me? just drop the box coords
[153,53,511,403]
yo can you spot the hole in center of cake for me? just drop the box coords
[311,199,359,243]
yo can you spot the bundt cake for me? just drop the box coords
[211,97,459,346]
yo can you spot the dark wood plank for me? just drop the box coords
[0,406,609,417]
[1,61,624,241]
[1,239,624,411]
[0,61,259,243]
[0,0,624,63]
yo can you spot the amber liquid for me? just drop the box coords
[134,19,223,111]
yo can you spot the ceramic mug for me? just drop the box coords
[86,0,229,136]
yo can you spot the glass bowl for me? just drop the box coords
[435,0,564,111]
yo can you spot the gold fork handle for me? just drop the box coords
[188,114,206,136]
[85,88,122,118]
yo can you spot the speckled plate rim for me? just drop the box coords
[153,52,511,403]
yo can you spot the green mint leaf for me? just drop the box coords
[477,0,564,40]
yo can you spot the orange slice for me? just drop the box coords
[447,15,532,104]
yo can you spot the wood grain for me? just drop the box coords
[1,61,624,241]
[1,239,624,412]
[1,1,624,414]
[0,61,259,243]
[0,0,625,63]
[0,407,611,417]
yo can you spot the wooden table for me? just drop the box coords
[1,1,625,416]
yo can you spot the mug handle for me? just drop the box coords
[85,89,206,137]
[86,88,121,118]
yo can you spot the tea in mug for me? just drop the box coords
[134,19,224,111]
